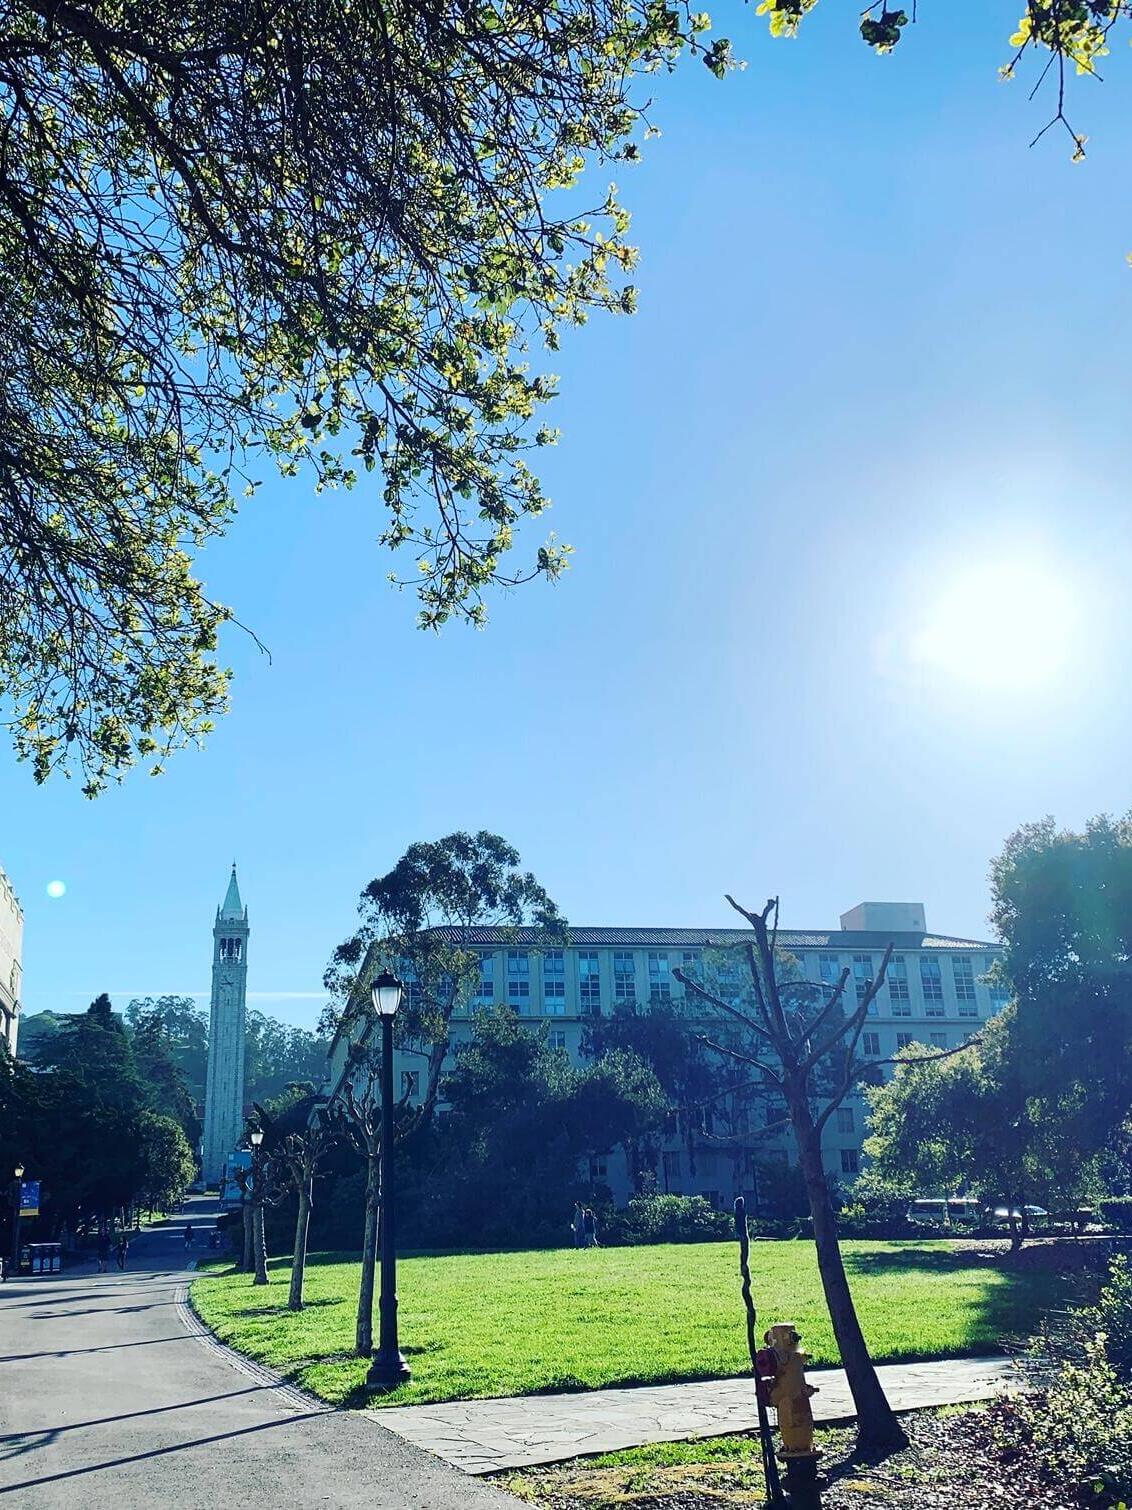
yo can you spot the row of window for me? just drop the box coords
[658,1144,862,1181]
[843,952,991,1018]
[861,1028,951,1055]
[489,948,688,1012]
[404,948,1003,1018]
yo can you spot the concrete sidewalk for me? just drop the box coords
[0,1197,521,1508]
[372,1355,1019,1474]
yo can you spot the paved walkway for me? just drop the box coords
[0,1197,520,1508]
[372,1356,1018,1474]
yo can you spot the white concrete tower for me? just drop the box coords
[201,866,250,1184]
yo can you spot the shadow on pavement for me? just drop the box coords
[0,1384,281,1460]
[0,1335,192,1364]
[0,1411,330,1495]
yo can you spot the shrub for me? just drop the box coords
[1101,1197,1132,1234]
[995,1254,1132,1506]
[1007,1359,1132,1507]
[615,1192,732,1245]
[1087,1254,1132,1381]
[835,1195,922,1239]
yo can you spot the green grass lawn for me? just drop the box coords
[189,1240,1064,1409]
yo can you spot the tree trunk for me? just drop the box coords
[791,1094,907,1455]
[252,1200,269,1285]
[356,1148,381,1355]
[240,1200,253,1272]
[288,1169,312,1311]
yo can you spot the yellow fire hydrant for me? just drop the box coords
[764,1322,819,1460]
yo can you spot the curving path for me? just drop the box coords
[0,1197,519,1508]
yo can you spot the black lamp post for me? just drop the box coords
[366,970,411,1390]
[9,1163,24,1274]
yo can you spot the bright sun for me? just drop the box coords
[911,561,1076,692]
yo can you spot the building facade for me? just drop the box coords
[201,867,250,1183]
[0,866,23,1056]
[329,901,1005,1211]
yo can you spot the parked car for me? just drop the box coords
[986,1204,1048,1223]
[906,1197,981,1228]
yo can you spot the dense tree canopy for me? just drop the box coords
[324,830,563,1110]
[1,1,1119,792]
[400,1006,665,1247]
[124,994,209,1097]
[866,813,1132,1242]
[0,0,722,794]
[2,999,196,1226]
[863,1009,1105,1241]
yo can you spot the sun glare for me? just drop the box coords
[911,562,1076,692]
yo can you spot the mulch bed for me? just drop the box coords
[502,1404,1084,1509]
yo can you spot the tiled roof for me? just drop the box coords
[426,925,999,952]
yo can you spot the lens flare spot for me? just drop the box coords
[46,880,66,899]
[910,562,1075,692]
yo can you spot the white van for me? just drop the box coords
[906,1197,981,1228]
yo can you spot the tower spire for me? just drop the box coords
[202,867,250,1183]
[220,864,244,920]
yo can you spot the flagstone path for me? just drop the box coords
[370,1356,1019,1474]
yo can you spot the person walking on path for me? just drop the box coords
[570,1202,585,1248]
[115,1233,130,1271]
[582,1207,598,1248]
[184,1223,194,1252]
[97,1231,111,1273]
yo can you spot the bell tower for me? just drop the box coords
[201,865,250,1184]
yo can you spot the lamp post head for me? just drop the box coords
[249,1129,264,1148]
[371,971,404,1019]
[13,1163,24,1180]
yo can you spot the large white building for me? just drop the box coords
[329,901,1006,1212]
[0,866,23,1056]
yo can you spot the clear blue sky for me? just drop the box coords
[5,4,1132,1030]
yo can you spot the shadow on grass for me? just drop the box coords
[845,1246,1077,1357]
[843,1247,998,1275]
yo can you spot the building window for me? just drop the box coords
[547,1028,567,1052]
[543,949,566,1014]
[862,1031,881,1057]
[400,1070,420,1099]
[578,952,601,1015]
[400,958,424,1014]
[589,1156,608,1182]
[662,1150,681,1181]
[836,1106,855,1134]
[852,955,876,1013]
[681,950,701,971]
[702,1190,721,1209]
[766,1100,787,1128]
[920,956,943,1006]
[698,1150,718,1178]
[896,1032,914,1050]
[220,937,242,962]
[474,951,495,1005]
[953,955,977,1017]
[507,950,530,1009]
[952,955,976,998]
[613,951,636,1003]
[819,954,841,996]
[888,955,910,1014]
[648,951,671,1003]
[841,1148,860,1175]
[988,972,1010,1008]
[930,1032,947,1048]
